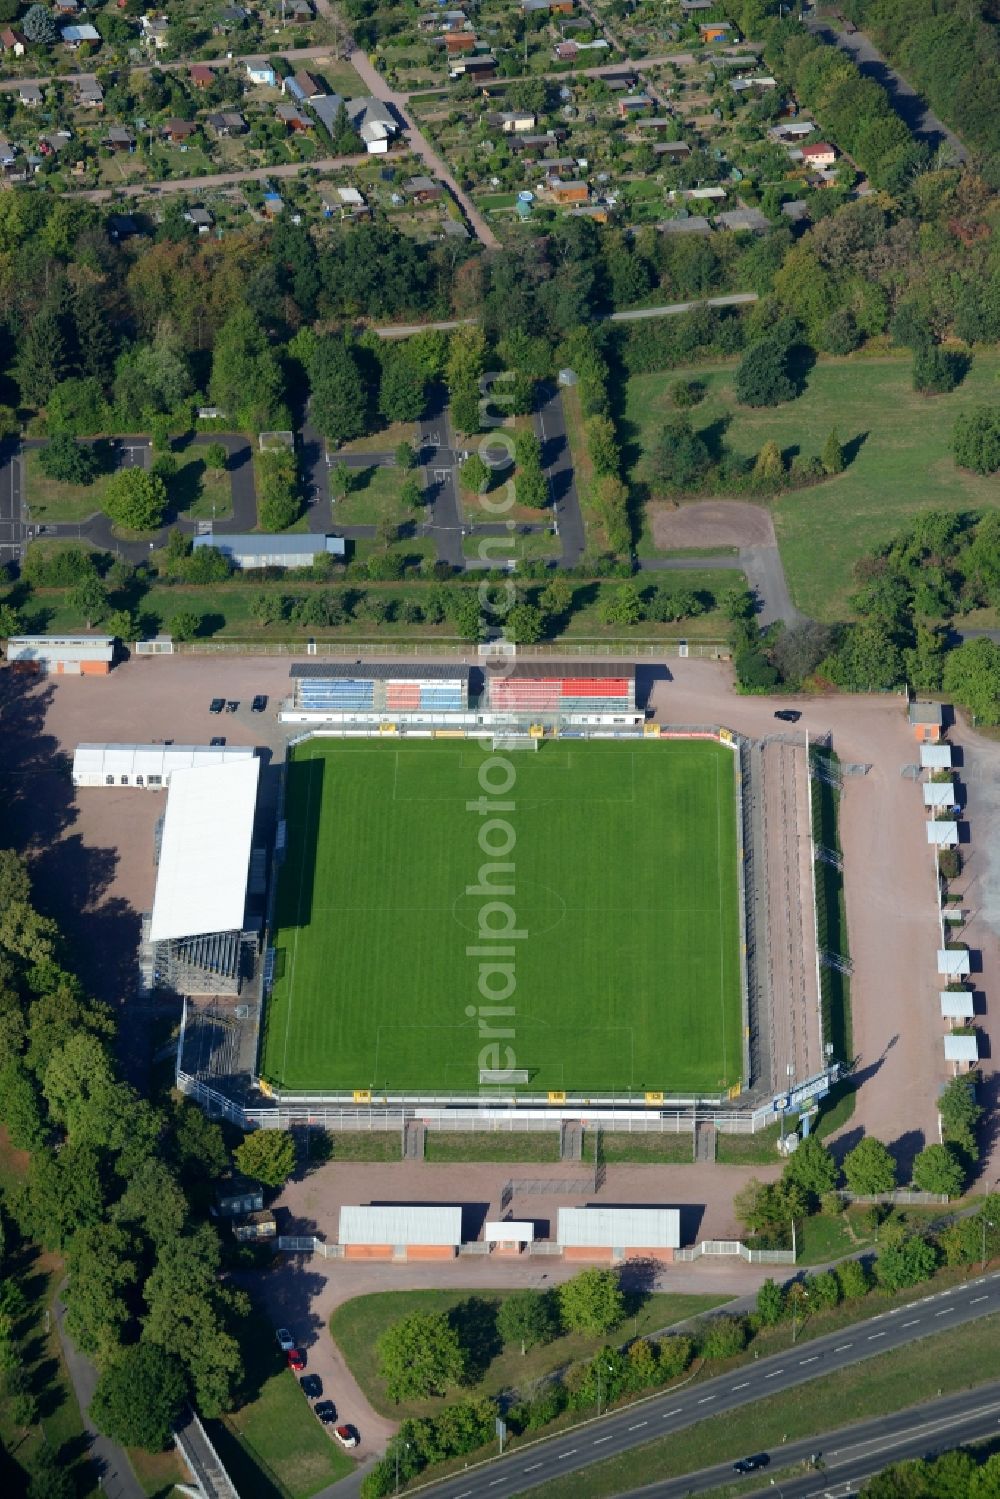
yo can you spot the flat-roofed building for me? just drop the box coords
[7,634,114,675]
[339,1205,463,1260]
[557,1207,681,1262]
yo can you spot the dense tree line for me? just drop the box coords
[0,849,270,1449]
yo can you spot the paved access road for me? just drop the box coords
[417,1271,1000,1498]
[535,381,585,568]
[0,439,24,567]
[615,1380,1000,1499]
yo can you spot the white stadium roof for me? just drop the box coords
[339,1205,463,1246]
[149,758,260,942]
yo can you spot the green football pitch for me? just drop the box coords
[260,738,743,1096]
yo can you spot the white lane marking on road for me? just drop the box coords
[523,1463,543,1473]
[628,1422,647,1430]
[697,1396,715,1404]
[732,1382,750,1391]
[834,1344,853,1352]
[764,1369,783,1378]
[558,1449,577,1459]
[799,1356,818,1365]
[868,1332,886,1340]
[935,1308,955,1316]
[662,1408,682,1417]
[593,1436,612,1445]
[489,1479,503,1487]
[971,1296,989,1305]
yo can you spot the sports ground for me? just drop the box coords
[260,738,743,1096]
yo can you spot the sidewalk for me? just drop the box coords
[53,1287,143,1499]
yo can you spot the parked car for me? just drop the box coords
[774,709,801,723]
[333,1425,358,1449]
[225,700,239,713]
[209,698,225,714]
[275,1327,294,1351]
[314,1401,337,1425]
[210,736,226,747]
[300,1374,322,1400]
[733,1454,769,1474]
[287,1348,305,1372]
[251,694,268,713]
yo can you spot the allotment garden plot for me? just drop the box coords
[261,738,743,1098]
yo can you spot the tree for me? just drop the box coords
[652,414,711,490]
[168,612,201,642]
[911,1143,966,1198]
[504,603,544,644]
[395,440,416,470]
[452,592,482,642]
[378,348,426,424]
[204,442,228,473]
[104,468,167,531]
[735,335,795,407]
[843,1137,897,1196]
[515,465,548,510]
[952,407,1000,474]
[377,1312,467,1402]
[836,1258,871,1301]
[233,1128,295,1188]
[821,427,845,475]
[874,1232,938,1292]
[450,384,482,437]
[943,637,1000,725]
[22,5,58,46]
[598,583,642,627]
[0,604,21,640]
[585,414,620,477]
[497,1291,557,1354]
[755,1277,785,1326]
[400,476,423,510]
[91,1342,187,1451]
[38,433,99,486]
[257,449,300,531]
[782,1135,838,1204]
[64,1223,137,1362]
[700,1315,747,1359]
[0,1058,46,1150]
[753,440,785,482]
[210,308,284,431]
[558,1269,624,1334]
[460,453,489,493]
[309,337,368,446]
[913,344,959,396]
[27,1448,75,1499]
[143,1223,245,1416]
[937,1074,983,1160]
[591,474,630,554]
[16,307,69,406]
[69,574,108,629]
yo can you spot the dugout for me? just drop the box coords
[557,1207,680,1263]
[338,1204,463,1260]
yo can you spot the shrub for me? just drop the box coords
[700,1315,747,1360]
[667,378,705,408]
[103,469,168,531]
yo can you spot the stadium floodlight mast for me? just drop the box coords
[982,1217,995,1272]
[596,1358,615,1418]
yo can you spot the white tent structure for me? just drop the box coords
[926,820,959,847]
[73,743,254,789]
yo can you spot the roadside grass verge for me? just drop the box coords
[525,1312,1000,1499]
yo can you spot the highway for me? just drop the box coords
[612,1381,1000,1499]
[417,1271,1000,1498]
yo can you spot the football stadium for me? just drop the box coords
[259,732,745,1100]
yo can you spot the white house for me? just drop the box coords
[246,59,278,87]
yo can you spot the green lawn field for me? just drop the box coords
[624,353,1000,619]
[261,739,743,1096]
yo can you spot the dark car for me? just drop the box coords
[209,698,225,714]
[733,1454,769,1474]
[300,1374,323,1400]
[225,700,239,713]
[210,736,226,747]
[251,694,268,713]
[314,1401,337,1425]
[774,709,801,723]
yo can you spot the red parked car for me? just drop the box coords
[287,1349,305,1373]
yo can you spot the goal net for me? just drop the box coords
[491,734,538,752]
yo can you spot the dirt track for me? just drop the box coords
[649,501,777,551]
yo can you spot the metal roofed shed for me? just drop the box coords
[149,758,260,943]
[193,532,345,568]
[557,1207,680,1261]
[938,948,971,977]
[7,634,114,675]
[940,991,974,1019]
[73,743,255,789]
[944,1034,978,1068]
[926,820,959,847]
[921,743,952,769]
[923,781,955,808]
[290,661,471,682]
[339,1205,463,1259]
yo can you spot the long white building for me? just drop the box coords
[73,743,255,790]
